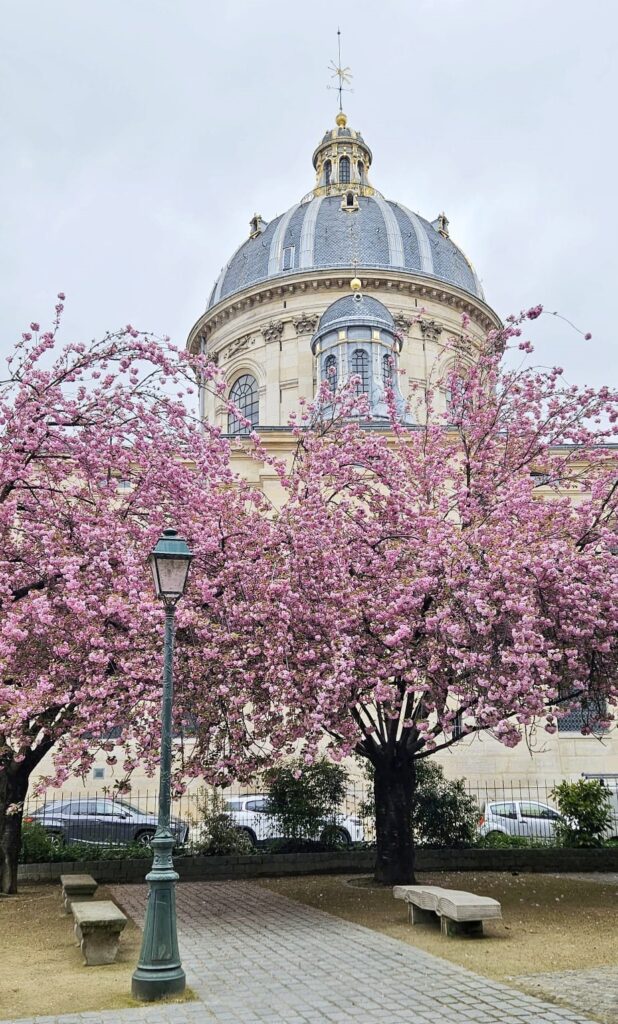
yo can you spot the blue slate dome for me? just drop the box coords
[207,116,484,309]
[317,293,395,332]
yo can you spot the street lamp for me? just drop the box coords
[132,528,193,1002]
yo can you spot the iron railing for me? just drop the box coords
[19,777,618,859]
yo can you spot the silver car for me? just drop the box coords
[27,797,189,848]
[479,799,563,841]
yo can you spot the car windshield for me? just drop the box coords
[112,799,142,815]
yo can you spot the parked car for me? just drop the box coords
[190,793,365,848]
[478,799,564,841]
[26,797,189,848]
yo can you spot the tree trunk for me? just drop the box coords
[1,764,30,894]
[373,751,416,885]
[0,736,53,895]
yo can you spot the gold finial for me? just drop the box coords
[350,277,362,292]
[336,111,348,128]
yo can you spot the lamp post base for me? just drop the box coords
[131,965,186,1002]
[131,831,186,1003]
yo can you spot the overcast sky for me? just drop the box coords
[1,0,616,391]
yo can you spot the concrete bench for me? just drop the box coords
[393,884,502,936]
[60,873,98,913]
[72,900,127,965]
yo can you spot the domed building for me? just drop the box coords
[187,111,501,488]
[184,114,618,790]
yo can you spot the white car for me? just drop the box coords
[191,793,364,848]
[478,799,564,841]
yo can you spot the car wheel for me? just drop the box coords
[320,825,352,848]
[134,830,156,847]
[236,827,257,847]
[46,831,64,849]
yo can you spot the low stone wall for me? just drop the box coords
[18,845,618,885]
[415,846,618,873]
[18,848,376,884]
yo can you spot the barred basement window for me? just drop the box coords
[351,349,369,394]
[228,374,259,434]
[339,156,350,183]
[324,353,338,393]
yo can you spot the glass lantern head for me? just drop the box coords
[149,528,193,606]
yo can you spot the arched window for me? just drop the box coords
[382,353,393,388]
[443,362,466,418]
[339,156,350,184]
[357,161,364,182]
[228,374,259,434]
[324,160,332,185]
[324,353,338,393]
[351,349,369,394]
[346,191,355,208]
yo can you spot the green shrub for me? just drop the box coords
[412,762,479,848]
[475,831,548,849]
[192,789,254,856]
[360,760,478,848]
[551,779,612,848]
[20,821,58,863]
[20,822,157,863]
[263,758,348,842]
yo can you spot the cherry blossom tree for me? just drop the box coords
[3,297,616,893]
[200,308,618,885]
[0,299,275,893]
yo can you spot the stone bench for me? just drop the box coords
[72,900,127,965]
[60,873,98,913]
[393,884,502,936]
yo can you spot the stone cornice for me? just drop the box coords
[186,270,502,354]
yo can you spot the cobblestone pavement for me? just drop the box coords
[514,966,618,1024]
[0,880,600,1024]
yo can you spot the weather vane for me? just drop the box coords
[327,28,353,112]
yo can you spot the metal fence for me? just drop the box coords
[20,776,618,859]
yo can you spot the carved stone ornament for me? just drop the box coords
[261,320,285,343]
[453,332,475,356]
[292,313,319,335]
[419,318,443,342]
[393,313,413,335]
[225,334,252,359]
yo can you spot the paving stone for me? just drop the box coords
[0,879,602,1024]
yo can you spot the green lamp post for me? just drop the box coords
[131,527,193,1002]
